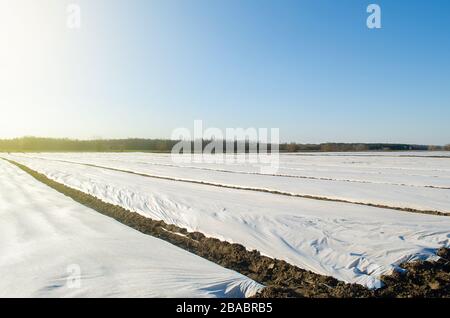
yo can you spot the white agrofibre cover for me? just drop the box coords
[0,160,263,298]
[6,154,450,289]
[13,152,450,213]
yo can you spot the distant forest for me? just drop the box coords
[0,137,449,153]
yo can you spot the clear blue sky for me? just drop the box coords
[1,0,449,144]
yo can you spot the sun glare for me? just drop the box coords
[0,1,67,138]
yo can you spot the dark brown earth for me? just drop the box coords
[5,159,449,298]
[372,247,449,298]
[254,247,449,298]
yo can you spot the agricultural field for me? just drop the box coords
[0,152,448,297]
[0,159,262,298]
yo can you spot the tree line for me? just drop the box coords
[0,137,448,153]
